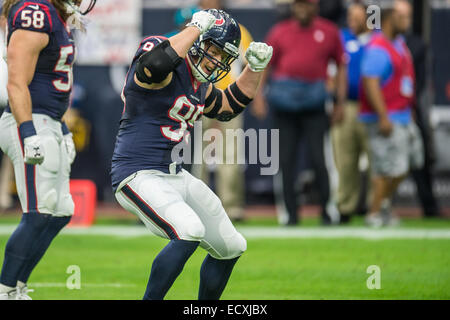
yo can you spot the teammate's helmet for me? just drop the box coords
[187,9,241,83]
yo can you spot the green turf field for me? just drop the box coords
[0,216,449,300]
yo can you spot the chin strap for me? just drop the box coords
[187,54,210,83]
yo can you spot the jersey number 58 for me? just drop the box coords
[20,9,45,29]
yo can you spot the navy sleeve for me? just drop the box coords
[133,36,168,61]
[11,2,53,35]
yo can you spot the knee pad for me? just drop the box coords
[219,214,247,258]
[224,232,247,259]
[205,228,247,260]
[56,193,75,217]
[41,189,58,212]
[187,219,206,241]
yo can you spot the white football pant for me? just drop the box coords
[115,169,247,260]
[0,112,74,216]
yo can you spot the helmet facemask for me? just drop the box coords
[188,39,239,83]
[64,0,96,32]
[67,0,97,15]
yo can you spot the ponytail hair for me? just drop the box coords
[2,0,19,18]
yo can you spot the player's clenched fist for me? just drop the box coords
[19,120,44,165]
[23,135,44,165]
[186,10,217,35]
[245,42,273,72]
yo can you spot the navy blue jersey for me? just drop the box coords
[5,0,75,120]
[111,36,209,192]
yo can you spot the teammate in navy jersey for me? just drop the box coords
[0,0,96,300]
[111,9,272,300]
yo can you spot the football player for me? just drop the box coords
[0,0,96,300]
[111,9,272,300]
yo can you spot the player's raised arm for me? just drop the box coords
[134,11,216,89]
[7,29,49,165]
[203,42,273,121]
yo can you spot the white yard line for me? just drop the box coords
[238,227,450,240]
[0,225,449,239]
[28,282,137,288]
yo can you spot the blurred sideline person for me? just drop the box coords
[0,11,15,211]
[252,0,347,226]
[0,0,96,300]
[331,2,372,223]
[396,0,441,218]
[360,3,424,227]
[192,0,254,222]
[318,0,345,26]
[111,10,272,300]
[274,0,295,21]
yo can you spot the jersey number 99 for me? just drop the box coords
[161,96,204,142]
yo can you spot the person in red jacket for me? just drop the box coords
[253,0,347,225]
[360,2,424,227]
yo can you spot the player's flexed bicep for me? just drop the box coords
[203,42,273,122]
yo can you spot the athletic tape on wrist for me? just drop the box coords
[19,121,37,142]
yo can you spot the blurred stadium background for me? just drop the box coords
[0,0,449,300]
[2,0,450,221]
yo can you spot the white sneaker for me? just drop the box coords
[365,214,384,228]
[0,288,18,300]
[380,203,400,227]
[15,286,34,300]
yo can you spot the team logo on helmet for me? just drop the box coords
[215,18,225,26]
